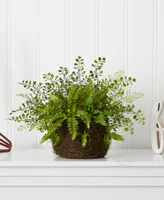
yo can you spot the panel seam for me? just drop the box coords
[37,0,42,148]
[7,0,12,142]
[153,0,159,102]
[124,0,128,149]
[65,0,70,69]
[95,0,99,58]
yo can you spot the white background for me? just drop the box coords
[0,0,163,150]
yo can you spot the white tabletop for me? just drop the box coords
[0,148,163,167]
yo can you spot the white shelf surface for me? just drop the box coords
[1,149,164,187]
[0,148,163,167]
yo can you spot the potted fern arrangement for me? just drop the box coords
[9,57,145,159]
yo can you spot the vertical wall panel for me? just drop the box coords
[0,0,8,143]
[157,0,164,101]
[99,0,125,74]
[70,0,95,70]
[127,0,154,148]
[41,0,65,74]
[99,0,125,149]
[10,0,39,148]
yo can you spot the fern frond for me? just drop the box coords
[67,85,82,115]
[67,117,78,140]
[52,132,60,146]
[83,82,94,107]
[41,131,61,145]
[47,118,66,134]
[76,110,91,129]
[94,113,107,126]
[40,132,51,144]
[81,132,89,147]
[51,113,66,122]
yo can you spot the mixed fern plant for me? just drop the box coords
[9,57,145,147]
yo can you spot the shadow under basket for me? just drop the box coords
[52,122,110,159]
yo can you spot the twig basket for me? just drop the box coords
[52,122,110,159]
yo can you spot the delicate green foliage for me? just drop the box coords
[9,56,145,146]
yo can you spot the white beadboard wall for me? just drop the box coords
[0,0,163,149]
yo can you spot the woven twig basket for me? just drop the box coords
[52,122,110,159]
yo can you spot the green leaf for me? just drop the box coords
[81,132,89,147]
[124,127,129,132]
[104,133,111,145]
[110,133,124,141]
[94,114,107,126]
[106,126,113,134]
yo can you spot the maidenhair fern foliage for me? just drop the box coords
[9,57,145,147]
